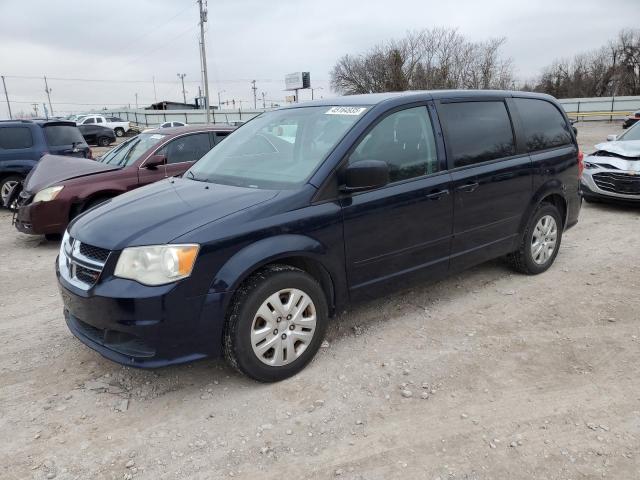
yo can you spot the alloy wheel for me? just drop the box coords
[1,180,19,206]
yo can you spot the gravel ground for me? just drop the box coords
[1,122,639,480]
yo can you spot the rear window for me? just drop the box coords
[514,98,572,152]
[439,101,515,167]
[0,127,34,149]
[43,125,85,146]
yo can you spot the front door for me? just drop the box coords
[341,105,453,300]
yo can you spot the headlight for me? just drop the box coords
[114,244,199,286]
[34,185,64,202]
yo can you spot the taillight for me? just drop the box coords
[577,150,584,178]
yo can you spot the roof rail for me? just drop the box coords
[0,119,34,124]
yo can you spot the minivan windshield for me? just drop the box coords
[99,133,166,167]
[186,106,368,188]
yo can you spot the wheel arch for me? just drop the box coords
[518,181,568,240]
[211,234,338,316]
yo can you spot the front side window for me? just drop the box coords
[83,117,95,124]
[439,101,515,167]
[159,133,211,164]
[43,125,85,146]
[349,106,438,182]
[99,133,166,167]
[615,121,640,141]
[0,127,34,149]
[514,98,572,152]
[187,106,366,189]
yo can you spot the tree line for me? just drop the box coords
[330,28,640,99]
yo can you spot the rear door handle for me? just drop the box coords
[426,189,450,200]
[456,182,479,193]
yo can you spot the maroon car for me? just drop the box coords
[14,125,235,239]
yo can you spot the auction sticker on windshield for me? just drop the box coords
[325,106,367,115]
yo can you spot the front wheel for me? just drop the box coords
[507,203,563,275]
[0,175,23,209]
[223,265,328,382]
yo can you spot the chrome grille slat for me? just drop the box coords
[593,172,640,195]
[59,235,110,290]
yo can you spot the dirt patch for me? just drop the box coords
[0,122,639,479]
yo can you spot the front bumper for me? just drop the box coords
[581,169,640,203]
[15,196,70,235]
[57,260,227,367]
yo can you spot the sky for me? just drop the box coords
[0,0,638,118]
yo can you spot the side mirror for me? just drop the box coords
[606,134,618,142]
[341,160,389,193]
[144,154,166,168]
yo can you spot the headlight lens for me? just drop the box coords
[34,185,64,202]
[114,244,199,286]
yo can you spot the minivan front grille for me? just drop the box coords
[59,234,110,290]
[593,172,640,195]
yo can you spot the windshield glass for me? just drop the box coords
[99,133,166,167]
[617,122,640,141]
[186,105,368,188]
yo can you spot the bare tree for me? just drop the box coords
[330,28,515,95]
[530,29,640,97]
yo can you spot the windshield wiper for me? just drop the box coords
[186,170,208,182]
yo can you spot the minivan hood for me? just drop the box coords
[68,178,279,250]
[593,140,640,159]
[25,154,119,193]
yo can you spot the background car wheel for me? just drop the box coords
[223,265,329,382]
[507,202,563,275]
[44,233,62,241]
[114,128,124,137]
[98,136,111,147]
[0,175,23,209]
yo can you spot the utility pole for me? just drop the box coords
[135,93,139,110]
[1,76,12,119]
[261,91,266,109]
[197,0,211,123]
[217,90,225,109]
[177,73,187,104]
[31,103,39,117]
[152,76,158,103]
[43,76,54,116]
[251,80,257,109]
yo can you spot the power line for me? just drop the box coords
[1,74,288,84]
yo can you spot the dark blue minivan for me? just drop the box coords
[57,91,582,381]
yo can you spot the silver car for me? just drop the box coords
[581,123,640,203]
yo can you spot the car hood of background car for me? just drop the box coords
[593,140,640,159]
[25,154,120,193]
[68,178,279,250]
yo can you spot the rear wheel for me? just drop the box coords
[97,136,111,147]
[507,203,563,275]
[114,127,125,137]
[0,175,23,209]
[223,265,328,382]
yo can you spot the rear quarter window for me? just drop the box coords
[0,127,34,149]
[439,101,515,168]
[43,125,86,146]
[514,98,572,152]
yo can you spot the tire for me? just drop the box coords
[507,203,563,275]
[0,175,23,209]
[83,197,111,212]
[114,128,125,137]
[97,136,111,147]
[45,233,62,242]
[223,265,329,382]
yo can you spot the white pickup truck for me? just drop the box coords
[75,115,132,137]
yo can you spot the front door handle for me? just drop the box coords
[456,182,479,193]
[426,189,450,200]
